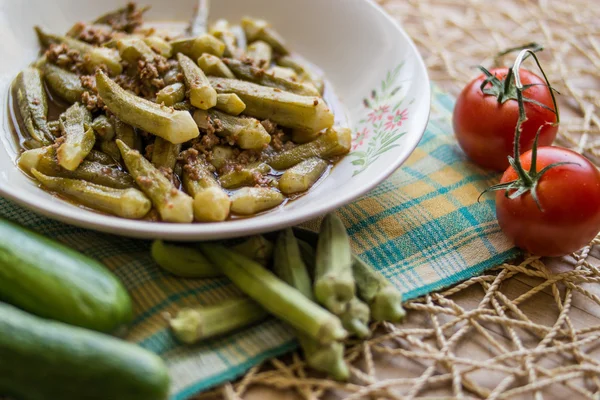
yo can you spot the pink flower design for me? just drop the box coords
[384,108,408,130]
[367,105,390,123]
[352,127,370,150]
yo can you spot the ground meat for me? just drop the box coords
[192,131,221,154]
[158,166,174,183]
[114,57,166,99]
[99,2,147,33]
[237,150,261,165]
[179,148,199,166]
[144,144,154,160]
[136,175,153,188]
[79,75,105,112]
[45,44,85,74]
[271,129,286,151]
[69,22,116,45]
[260,119,277,135]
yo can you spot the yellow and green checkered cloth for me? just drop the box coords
[0,87,516,399]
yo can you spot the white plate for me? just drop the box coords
[0,0,430,240]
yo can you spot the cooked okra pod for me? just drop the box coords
[92,3,150,31]
[151,240,220,278]
[31,169,151,219]
[14,67,51,146]
[209,145,235,169]
[193,109,271,150]
[352,255,405,322]
[96,70,199,144]
[209,19,241,59]
[273,229,350,380]
[291,128,321,144]
[35,27,122,75]
[19,147,135,189]
[232,235,274,266]
[177,53,217,110]
[57,103,96,171]
[219,162,270,189]
[197,54,235,79]
[170,298,268,344]
[223,58,319,96]
[199,245,347,345]
[314,213,356,315]
[117,139,194,223]
[155,83,186,106]
[245,40,272,68]
[171,35,225,60]
[268,127,351,170]
[241,17,289,55]
[215,93,246,115]
[85,149,116,165]
[182,158,231,222]
[152,137,181,170]
[113,37,156,63]
[230,187,284,215]
[268,66,298,81]
[209,77,334,132]
[99,140,122,162]
[41,62,84,105]
[277,56,325,95]
[143,36,173,58]
[115,119,142,152]
[91,114,115,141]
[279,157,328,194]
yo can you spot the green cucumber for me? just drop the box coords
[0,218,132,333]
[0,303,170,400]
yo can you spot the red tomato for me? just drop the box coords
[453,67,558,171]
[496,147,600,257]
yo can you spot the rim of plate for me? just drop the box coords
[0,0,431,240]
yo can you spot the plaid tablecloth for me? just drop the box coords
[0,86,517,399]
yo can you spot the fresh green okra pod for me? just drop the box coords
[193,109,271,150]
[171,35,225,60]
[314,213,355,315]
[182,157,231,222]
[92,115,116,141]
[297,239,317,273]
[155,83,186,106]
[215,93,246,115]
[219,162,270,189]
[277,56,325,94]
[223,58,319,96]
[57,103,95,171]
[96,70,199,144]
[273,229,350,381]
[151,240,221,278]
[35,27,122,75]
[31,169,151,219]
[230,187,285,215]
[245,40,272,68]
[151,137,181,170]
[19,147,135,189]
[41,62,84,105]
[143,36,173,58]
[170,298,268,344]
[177,53,217,110]
[209,19,241,59]
[117,140,193,223]
[209,77,334,132]
[268,127,351,170]
[14,67,51,146]
[197,54,235,79]
[241,17,289,55]
[279,157,328,194]
[199,244,347,345]
[231,235,274,266]
[339,297,370,339]
[352,255,405,322]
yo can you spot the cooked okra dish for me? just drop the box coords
[10,3,351,223]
